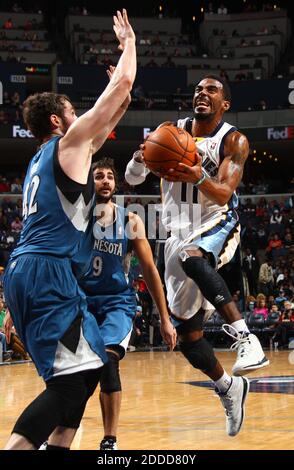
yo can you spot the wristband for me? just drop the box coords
[194,172,206,187]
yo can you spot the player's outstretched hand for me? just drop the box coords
[113,9,135,51]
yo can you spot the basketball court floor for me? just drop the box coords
[1,349,294,450]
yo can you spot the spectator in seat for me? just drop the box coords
[284,233,294,254]
[256,197,268,219]
[220,69,229,81]
[11,217,23,233]
[272,303,294,349]
[269,303,281,316]
[270,209,283,225]
[3,18,13,29]
[232,292,243,312]
[275,289,288,308]
[0,178,10,193]
[246,295,256,313]
[0,110,9,125]
[10,92,21,108]
[266,233,283,256]
[10,178,22,193]
[253,298,268,319]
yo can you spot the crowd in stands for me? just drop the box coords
[0,192,23,267]
[0,293,29,362]
[64,1,290,82]
[238,194,294,348]
[205,1,286,15]
[0,91,23,124]
[0,3,51,63]
[65,1,287,17]
[0,0,292,112]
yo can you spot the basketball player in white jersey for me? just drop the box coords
[125,76,269,436]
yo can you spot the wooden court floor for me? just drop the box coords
[1,350,294,450]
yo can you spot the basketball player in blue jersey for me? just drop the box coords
[3,9,137,450]
[125,76,269,437]
[37,158,176,450]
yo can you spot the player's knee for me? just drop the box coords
[179,337,217,373]
[181,255,208,281]
[47,373,89,408]
[100,351,121,393]
[181,255,232,307]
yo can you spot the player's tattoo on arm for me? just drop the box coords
[228,154,245,178]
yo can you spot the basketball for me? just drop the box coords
[143,125,197,176]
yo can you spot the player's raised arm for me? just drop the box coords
[59,9,136,183]
[91,64,131,154]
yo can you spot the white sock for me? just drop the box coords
[214,371,232,393]
[230,319,250,334]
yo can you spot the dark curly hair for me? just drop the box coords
[22,92,72,142]
[92,157,119,191]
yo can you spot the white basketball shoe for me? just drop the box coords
[222,324,270,376]
[217,376,250,436]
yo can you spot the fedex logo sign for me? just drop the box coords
[267,126,294,140]
[13,125,33,138]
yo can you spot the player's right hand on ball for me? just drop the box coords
[138,144,163,177]
[136,145,162,178]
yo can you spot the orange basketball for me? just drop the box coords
[143,125,197,176]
